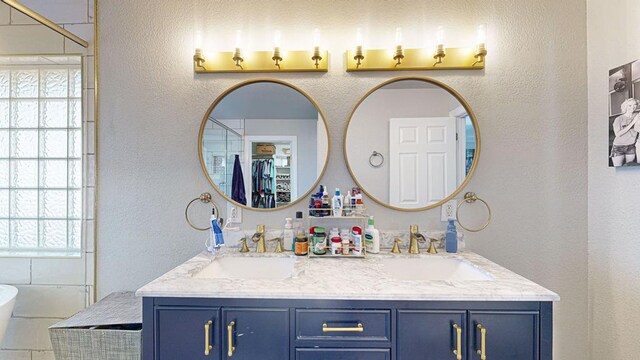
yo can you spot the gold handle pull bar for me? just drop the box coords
[476,323,487,360]
[452,323,462,360]
[322,322,364,332]
[227,320,236,357]
[204,320,213,356]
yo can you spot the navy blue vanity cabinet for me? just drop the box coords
[222,307,289,360]
[143,298,553,360]
[155,307,220,360]
[397,310,467,360]
[468,311,540,360]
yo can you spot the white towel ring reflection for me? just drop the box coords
[185,192,222,231]
[456,192,491,232]
[369,151,384,168]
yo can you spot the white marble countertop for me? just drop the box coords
[136,250,560,302]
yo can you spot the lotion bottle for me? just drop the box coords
[283,218,295,251]
[365,216,380,254]
[332,188,343,217]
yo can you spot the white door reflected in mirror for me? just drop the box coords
[345,78,479,211]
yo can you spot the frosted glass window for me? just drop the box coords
[0,60,83,253]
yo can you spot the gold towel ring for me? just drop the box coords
[456,192,491,232]
[185,193,221,231]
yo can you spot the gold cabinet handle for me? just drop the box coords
[476,323,487,360]
[227,320,236,357]
[452,323,462,360]
[322,322,364,332]
[204,320,213,356]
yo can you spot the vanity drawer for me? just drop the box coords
[295,309,391,342]
[296,348,390,360]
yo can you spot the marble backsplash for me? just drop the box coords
[217,227,464,252]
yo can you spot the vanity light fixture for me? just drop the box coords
[474,24,488,64]
[345,25,488,71]
[192,29,328,73]
[353,28,365,67]
[393,27,405,66]
[272,30,283,69]
[311,28,323,68]
[433,26,446,65]
[232,30,244,69]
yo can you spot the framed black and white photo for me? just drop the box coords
[609,59,640,167]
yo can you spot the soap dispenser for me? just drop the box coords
[445,219,457,253]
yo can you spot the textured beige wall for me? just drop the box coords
[97,1,588,358]
[587,0,640,358]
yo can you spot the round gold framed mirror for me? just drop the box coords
[198,79,330,211]
[344,77,480,211]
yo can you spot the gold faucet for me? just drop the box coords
[409,225,426,254]
[251,225,267,253]
[426,237,438,254]
[391,238,402,254]
[269,237,284,253]
[238,237,250,253]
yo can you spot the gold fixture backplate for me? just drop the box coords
[194,50,329,73]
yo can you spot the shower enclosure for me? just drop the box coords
[201,119,243,197]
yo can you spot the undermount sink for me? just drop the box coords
[193,256,297,280]
[381,257,494,281]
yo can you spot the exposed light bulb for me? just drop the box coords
[194,30,203,50]
[312,28,321,48]
[234,30,243,49]
[395,27,403,47]
[474,24,488,64]
[476,24,487,46]
[273,30,282,49]
[355,28,364,48]
[436,26,445,46]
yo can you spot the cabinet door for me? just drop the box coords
[469,311,539,360]
[222,307,289,360]
[156,307,220,360]
[397,310,466,360]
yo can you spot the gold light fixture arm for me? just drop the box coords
[232,48,244,69]
[2,0,89,48]
[311,46,323,69]
[393,45,404,66]
[354,45,365,67]
[473,44,488,66]
[272,47,283,69]
[193,49,206,70]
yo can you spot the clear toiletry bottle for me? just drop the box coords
[283,218,295,252]
[293,211,304,235]
[332,188,343,217]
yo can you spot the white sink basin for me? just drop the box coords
[381,257,494,281]
[193,256,297,280]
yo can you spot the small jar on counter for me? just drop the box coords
[331,237,343,255]
[313,227,327,255]
[342,237,350,255]
[294,235,308,256]
[340,228,351,255]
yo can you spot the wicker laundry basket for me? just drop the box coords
[49,292,142,360]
